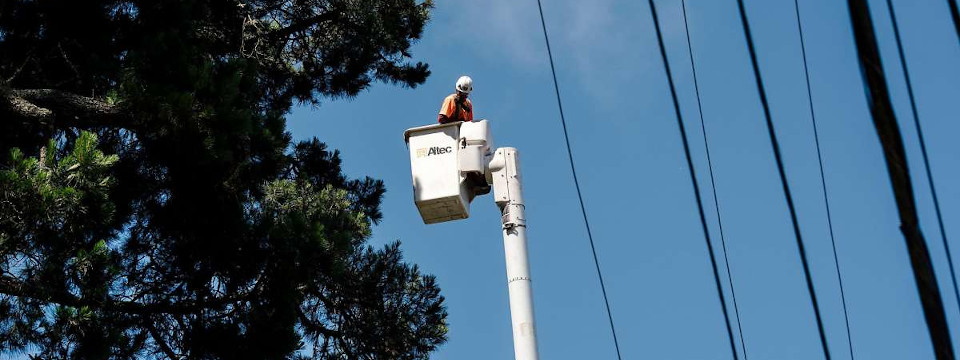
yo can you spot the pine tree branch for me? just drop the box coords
[5,91,53,122]
[266,11,336,40]
[297,308,342,338]
[1,88,130,128]
[145,319,182,360]
[0,274,251,315]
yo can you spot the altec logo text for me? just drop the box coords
[416,146,453,158]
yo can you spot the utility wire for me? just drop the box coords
[647,1,739,358]
[792,0,855,358]
[846,1,956,357]
[734,1,832,359]
[679,1,749,358]
[948,0,960,45]
[533,1,623,359]
[885,0,960,319]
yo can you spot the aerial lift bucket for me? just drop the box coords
[404,120,492,224]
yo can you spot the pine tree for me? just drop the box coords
[0,1,445,358]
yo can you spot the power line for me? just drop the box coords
[647,0,740,358]
[792,0,855,358]
[733,1,833,359]
[845,0,956,358]
[533,1,623,359]
[885,0,960,319]
[948,0,960,44]
[678,1,749,358]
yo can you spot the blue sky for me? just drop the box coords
[287,0,960,359]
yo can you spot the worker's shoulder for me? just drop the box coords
[443,93,457,101]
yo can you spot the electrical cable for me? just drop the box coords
[846,1,956,357]
[948,0,960,45]
[647,1,740,358]
[533,1,623,359]
[885,0,960,320]
[679,1,750,358]
[734,1,832,358]
[793,0,856,358]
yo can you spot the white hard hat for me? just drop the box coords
[456,75,473,94]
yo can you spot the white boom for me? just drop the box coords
[489,147,540,360]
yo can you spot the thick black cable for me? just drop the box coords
[679,1,749,358]
[847,1,956,358]
[734,1,832,359]
[948,0,960,45]
[533,2,622,359]
[886,0,960,319]
[647,1,739,358]
[793,0,855,358]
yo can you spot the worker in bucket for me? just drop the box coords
[437,75,474,124]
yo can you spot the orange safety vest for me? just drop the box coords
[438,94,473,123]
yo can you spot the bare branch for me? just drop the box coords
[3,49,34,84]
[58,42,81,80]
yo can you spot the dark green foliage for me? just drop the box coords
[0,1,445,358]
